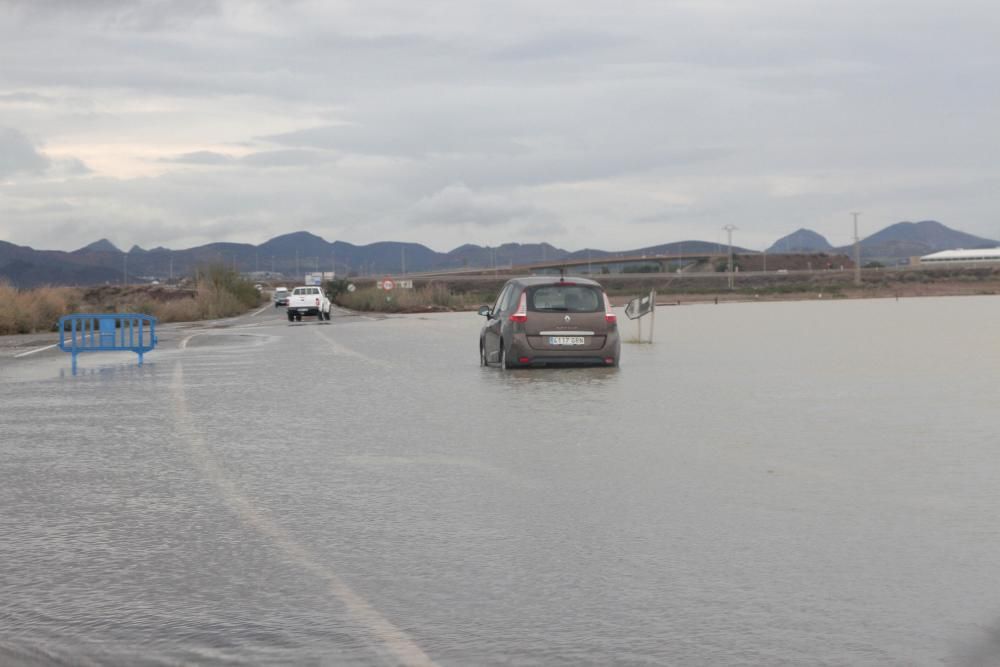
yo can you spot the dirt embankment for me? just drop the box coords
[337,266,1000,312]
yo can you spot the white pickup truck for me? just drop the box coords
[286,286,332,322]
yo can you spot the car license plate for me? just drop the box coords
[549,336,585,346]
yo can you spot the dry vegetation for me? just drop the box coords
[0,284,82,336]
[0,266,262,336]
[333,284,493,313]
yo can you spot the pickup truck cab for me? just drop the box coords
[287,286,332,322]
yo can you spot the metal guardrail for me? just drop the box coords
[58,314,158,375]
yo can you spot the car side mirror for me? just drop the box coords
[477,305,491,317]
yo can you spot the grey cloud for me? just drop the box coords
[5,0,223,31]
[258,124,525,159]
[239,149,335,168]
[163,150,235,165]
[0,127,51,177]
[53,157,93,176]
[162,149,334,168]
[409,184,535,227]
[0,91,52,105]
[516,219,567,239]
[490,30,626,61]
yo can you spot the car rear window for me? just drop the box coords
[528,285,602,312]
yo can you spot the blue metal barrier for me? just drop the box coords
[58,314,158,375]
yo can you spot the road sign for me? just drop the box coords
[625,293,653,320]
[624,290,657,344]
[347,283,356,292]
[381,278,395,290]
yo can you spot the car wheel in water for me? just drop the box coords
[287,312,294,322]
[480,343,487,366]
[500,344,512,370]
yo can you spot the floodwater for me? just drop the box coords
[3,297,1000,666]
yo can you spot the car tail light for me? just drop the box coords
[603,293,617,324]
[519,357,531,364]
[509,291,528,323]
[315,298,320,306]
[604,357,615,365]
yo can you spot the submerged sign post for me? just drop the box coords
[624,290,656,343]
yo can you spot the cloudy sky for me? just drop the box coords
[1,0,998,253]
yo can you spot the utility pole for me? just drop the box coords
[852,211,862,286]
[123,253,128,286]
[401,247,406,275]
[169,253,173,282]
[723,224,737,289]
[295,249,300,278]
[763,248,767,273]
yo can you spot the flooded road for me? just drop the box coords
[3,297,1000,665]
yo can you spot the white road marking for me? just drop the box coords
[179,334,198,350]
[251,304,270,316]
[170,364,435,666]
[14,343,58,358]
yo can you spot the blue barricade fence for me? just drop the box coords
[58,313,158,374]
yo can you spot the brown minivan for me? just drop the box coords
[478,276,621,368]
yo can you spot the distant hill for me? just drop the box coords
[1,240,121,287]
[4,220,996,287]
[564,240,750,261]
[74,238,121,254]
[768,229,833,254]
[835,220,998,261]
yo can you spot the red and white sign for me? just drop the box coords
[380,278,395,290]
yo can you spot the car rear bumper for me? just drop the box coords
[508,333,620,367]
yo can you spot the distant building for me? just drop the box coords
[918,248,1000,265]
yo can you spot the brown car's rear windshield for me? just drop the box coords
[527,285,602,312]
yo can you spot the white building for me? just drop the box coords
[918,248,1000,265]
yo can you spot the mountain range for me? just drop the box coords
[1,220,995,288]
[768,221,997,263]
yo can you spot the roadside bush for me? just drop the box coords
[196,265,261,309]
[334,285,486,312]
[0,282,78,334]
[322,278,352,301]
[154,297,201,322]
[0,268,264,336]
